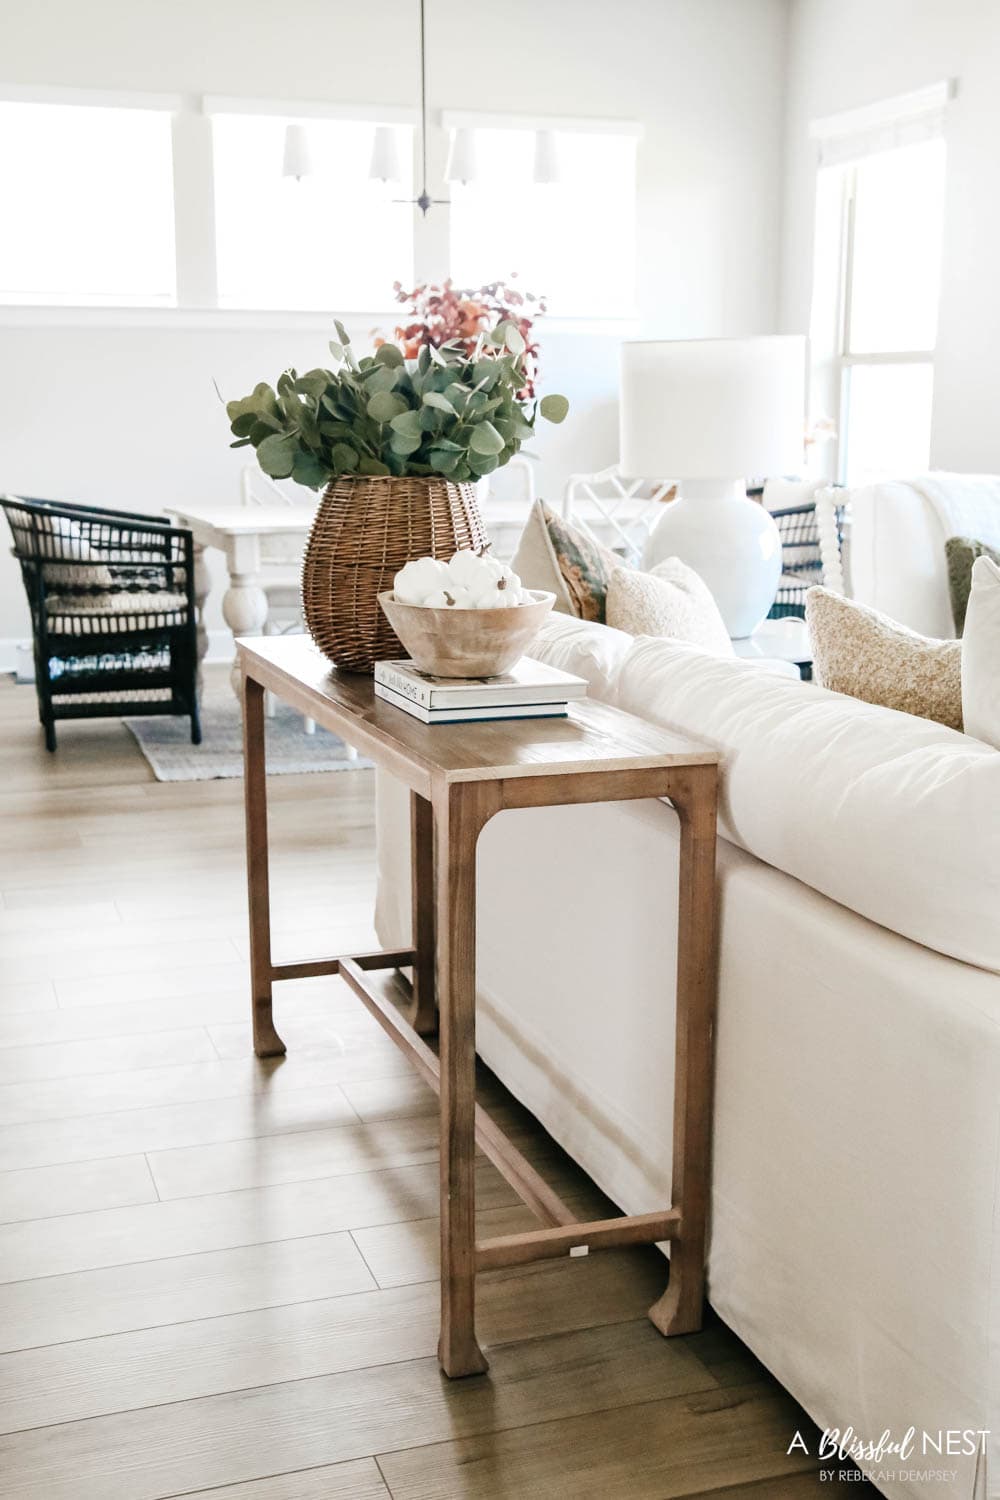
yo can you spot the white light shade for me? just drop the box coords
[619,336,806,479]
[369,125,403,184]
[281,122,313,180]
[445,128,478,185]
[533,129,560,184]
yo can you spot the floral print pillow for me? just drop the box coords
[540,501,626,622]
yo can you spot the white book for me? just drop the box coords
[374,682,569,725]
[373,656,587,710]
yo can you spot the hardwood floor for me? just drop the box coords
[0,669,873,1498]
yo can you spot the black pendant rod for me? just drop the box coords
[416,0,432,214]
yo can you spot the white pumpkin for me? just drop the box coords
[422,585,473,608]
[449,547,507,592]
[473,576,523,609]
[393,556,452,605]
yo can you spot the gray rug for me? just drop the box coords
[125,701,371,782]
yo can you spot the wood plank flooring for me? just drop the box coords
[0,669,873,1497]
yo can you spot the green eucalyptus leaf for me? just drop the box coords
[422,391,455,413]
[366,363,400,394]
[468,421,505,456]
[230,437,252,449]
[291,451,327,488]
[256,433,297,480]
[358,456,391,476]
[390,430,422,457]
[467,450,499,476]
[504,324,526,356]
[334,319,350,346]
[428,448,461,474]
[367,390,408,423]
[294,369,329,398]
[374,343,404,368]
[390,409,423,436]
[328,340,344,361]
[230,412,257,438]
[332,443,360,471]
[539,392,570,424]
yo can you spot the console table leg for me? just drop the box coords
[242,673,285,1059]
[407,791,438,1036]
[436,781,499,1378]
[649,764,718,1337]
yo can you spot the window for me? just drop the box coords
[811,132,947,485]
[0,101,176,306]
[212,114,414,311]
[448,128,637,317]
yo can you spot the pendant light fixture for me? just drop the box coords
[533,128,560,184]
[369,124,403,184]
[399,0,449,215]
[444,127,478,186]
[281,122,313,181]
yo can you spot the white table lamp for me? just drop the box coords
[620,335,806,637]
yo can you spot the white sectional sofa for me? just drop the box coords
[374,612,1000,1500]
[847,472,1000,638]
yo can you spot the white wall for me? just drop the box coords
[0,0,789,653]
[779,0,1000,475]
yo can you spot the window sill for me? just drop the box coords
[0,304,639,336]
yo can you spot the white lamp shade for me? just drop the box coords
[445,128,478,185]
[619,335,806,479]
[369,125,403,184]
[533,129,560,184]
[281,122,313,180]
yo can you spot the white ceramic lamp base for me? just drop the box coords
[641,479,782,638]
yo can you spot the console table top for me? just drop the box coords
[237,634,718,792]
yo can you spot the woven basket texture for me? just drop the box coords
[301,475,487,672]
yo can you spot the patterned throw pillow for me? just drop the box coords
[806,587,962,731]
[946,535,1000,635]
[512,499,624,622]
[606,560,734,655]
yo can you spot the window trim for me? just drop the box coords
[823,148,941,483]
[0,84,639,326]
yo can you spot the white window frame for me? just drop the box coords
[808,81,955,483]
[0,85,641,332]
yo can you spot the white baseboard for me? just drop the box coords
[1,629,236,678]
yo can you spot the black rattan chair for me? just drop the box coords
[766,498,847,620]
[2,496,201,751]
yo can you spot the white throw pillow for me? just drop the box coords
[961,554,1000,748]
[606,558,734,655]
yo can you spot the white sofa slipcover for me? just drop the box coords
[374,616,999,1500]
[848,473,1000,638]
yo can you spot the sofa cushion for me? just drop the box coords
[962,555,1000,750]
[606,560,734,655]
[806,586,963,731]
[615,635,1000,973]
[946,534,1000,634]
[529,612,633,700]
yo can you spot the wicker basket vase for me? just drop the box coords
[301,475,488,673]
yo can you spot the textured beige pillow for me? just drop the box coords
[606,559,734,655]
[961,555,1000,748]
[806,587,962,730]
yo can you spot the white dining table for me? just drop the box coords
[167,503,317,694]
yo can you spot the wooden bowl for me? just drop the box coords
[377,590,555,678]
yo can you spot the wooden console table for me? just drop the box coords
[238,635,720,1378]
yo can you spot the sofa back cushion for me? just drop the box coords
[615,636,1000,973]
[529,612,633,700]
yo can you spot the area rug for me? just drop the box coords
[125,701,371,782]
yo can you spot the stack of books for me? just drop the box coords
[373,657,588,724]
